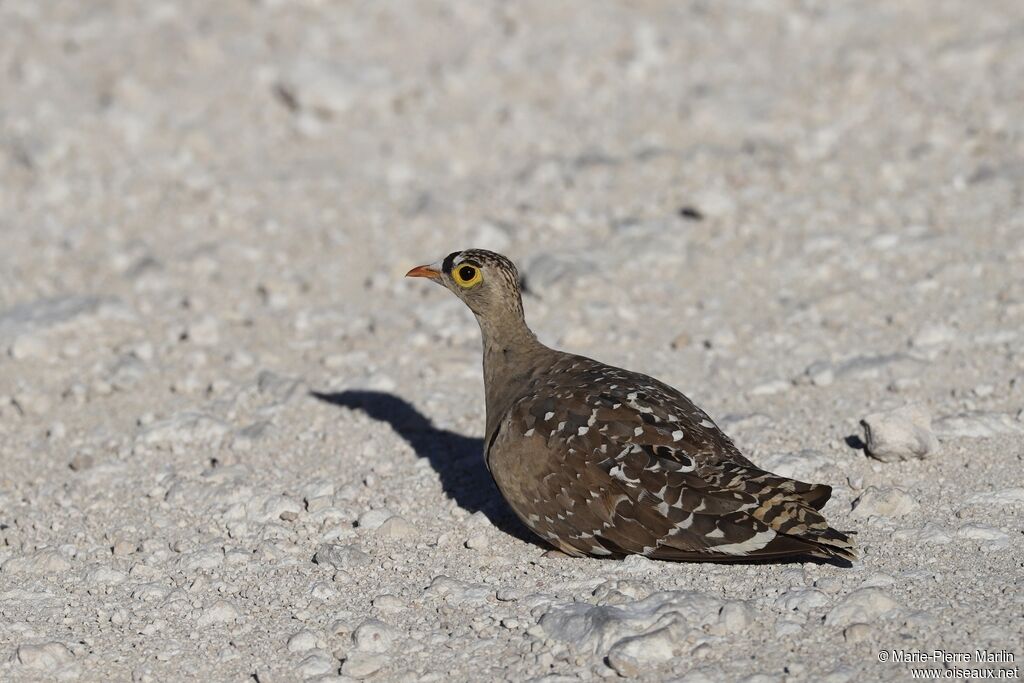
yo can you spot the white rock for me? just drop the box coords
[296,650,337,678]
[748,379,790,396]
[2,548,72,574]
[465,531,489,550]
[0,296,108,345]
[965,488,1024,507]
[371,594,405,612]
[739,675,782,683]
[352,619,400,653]
[9,332,51,359]
[843,623,873,643]
[717,601,754,632]
[891,524,952,545]
[852,486,919,518]
[825,588,900,627]
[197,599,238,626]
[313,544,370,570]
[286,630,319,653]
[15,641,76,674]
[540,591,722,655]
[140,412,229,447]
[179,549,224,571]
[357,509,393,531]
[87,566,127,584]
[186,315,220,346]
[861,405,938,462]
[341,652,388,679]
[606,626,676,677]
[956,524,1009,542]
[375,516,417,540]
[259,495,303,523]
[276,59,380,118]
[909,323,956,348]
[675,670,720,683]
[424,576,491,606]
[775,588,830,613]
[934,412,1024,439]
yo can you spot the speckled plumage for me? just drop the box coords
[408,249,855,562]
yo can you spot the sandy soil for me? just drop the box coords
[1,1,1022,681]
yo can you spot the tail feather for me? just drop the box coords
[714,464,857,561]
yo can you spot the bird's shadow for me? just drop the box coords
[309,389,542,549]
[310,389,853,569]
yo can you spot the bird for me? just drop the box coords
[406,249,855,562]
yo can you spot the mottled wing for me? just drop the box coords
[487,354,854,561]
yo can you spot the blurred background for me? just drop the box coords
[2,0,1022,455]
[2,2,1023,680]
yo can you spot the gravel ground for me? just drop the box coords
[1,1,1023,681]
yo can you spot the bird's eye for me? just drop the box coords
[452,264,482,288]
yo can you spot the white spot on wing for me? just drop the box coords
[713,530,777,555]
[672,430,684,441]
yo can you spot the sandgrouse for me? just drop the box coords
[407,249,855,562]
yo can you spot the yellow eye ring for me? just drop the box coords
[452,263,482,288]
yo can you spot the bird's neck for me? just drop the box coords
[477,313,545,440]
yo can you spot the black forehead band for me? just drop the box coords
[442,252,459,273]
[442,252,481,274]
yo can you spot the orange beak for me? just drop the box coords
[405,264,442,280]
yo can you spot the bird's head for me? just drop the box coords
[406,248,525,321]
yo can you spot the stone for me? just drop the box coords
[464,531,489,550]
[851,486,919,518]
[185,315,220,346]
[287,630,319,653]
[357,509,393,531]
[606,626,676,677]
[341,652,389,679]
[539,591,722,655]
[933,412,1024,439]
[140,412,229,448]
[843,623,873,643]
[15,642,76,675]
[276,59,380,118]
[87,566,128,584]
[717,601,754,632]
[909,324,956,349]
[0,296,109,346]
[352,619,400,653]
[861,405,938,461]
[313,544,370,570]
[775,588,830,613]
[424,576,491,606]
[964,488,1024,507]
[371,594,405,612]
[825,588,900,627]
[891,524,952,545]
[800,361,835,387]
[2,548,72,574]
[197,599,238,626]
[956,524,1009,542]
[296,651,337,678]
[375,516,417,540]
